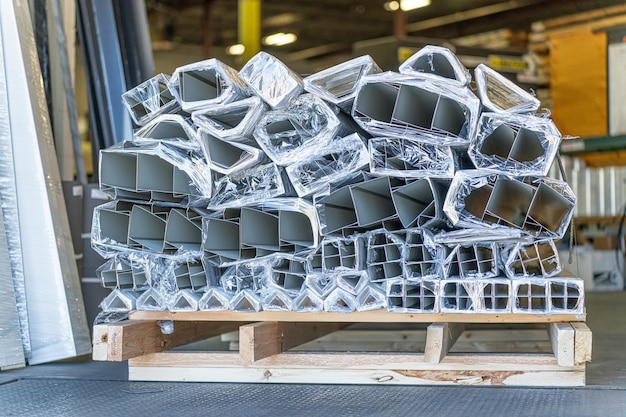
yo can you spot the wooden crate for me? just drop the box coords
[93,310,592,387]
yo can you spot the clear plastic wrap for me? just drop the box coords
[99,140,212,205]
[292,288,324,312]
[239,51,303,109]
[440,242,499,279]
[169,289,201,312]
[352,72,480,146]
[474,64,540,113]
[229,289,262,312]
[262,287,294,311]
[501,239,562,279]
[320,235,365,273]
[208,163,287,209]
[365,230,405,283]
[336,271,369,295]
[269,255,308,296]
[197,129,264,175]
[168,58,250,112]
[285,133,369,197]
[305,273,337,298]
[134,114,199,146]
[399,45,471,87]
[324,288,357,312]
[391,178,449,230]
[468,112,562,176]
[304,55,382,110]
[199,287,231,311]
[91,200,210,258]
[512,273,584,315]
[122,73,179,126]
[355,285,387,311]
[191,96,266,140]
[99,289,139,312]
[443,170,576,239]
[386,278,439,313]
[97,255,150,290]
[401,229,441,280]
[203,198,319,265]
[253,93,340,166]
[368,136,455,178]
[136,287,168,311]
[439,277,512,313]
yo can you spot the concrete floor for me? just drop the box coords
[0,291,625,416]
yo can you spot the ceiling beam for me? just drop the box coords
[406,0,545,33]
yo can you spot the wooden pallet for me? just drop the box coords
[93,311,592,387]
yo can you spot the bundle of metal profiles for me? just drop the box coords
[92,43,582,320]
[0,0,91,366]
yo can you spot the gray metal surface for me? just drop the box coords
[0,378,625,417]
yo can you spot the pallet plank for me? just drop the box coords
[424,323,465,364]
[571,322,593,365]
[548,322,575,367]
[93,320,245,361]
[129,310,585,323]
[239,322,344,363]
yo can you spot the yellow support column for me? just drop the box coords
[238,0,261,62]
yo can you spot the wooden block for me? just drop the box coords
[93,320,244,361]
[239,322,344,363]
[571,322,592,365]
[548,322,575,367]
[424,323,465,364]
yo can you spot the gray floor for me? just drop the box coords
[0,291,625,416]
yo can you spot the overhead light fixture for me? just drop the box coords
[226,44,245,55]
[384,0,430,12]
[262,32,297,46]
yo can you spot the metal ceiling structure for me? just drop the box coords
[145,0,626,62]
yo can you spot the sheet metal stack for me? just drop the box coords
[92,46,583,319]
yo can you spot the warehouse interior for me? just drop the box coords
[1,0,626,415]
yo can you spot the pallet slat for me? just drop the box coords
[424,323,465,364]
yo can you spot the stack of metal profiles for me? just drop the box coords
[92,46,582,319]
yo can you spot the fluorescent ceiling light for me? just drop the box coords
[226,44,245,55]
[384,0,430,12]
[263,32,297,46]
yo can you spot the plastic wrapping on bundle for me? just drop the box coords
[443,170,576,239]
[439,277,512,313]
[98,140,212,205]
[512,272,584,315]
[386,278,439,313]
[134,114,199,147]
[304,55,381,110]
[209,163,288,209]
[368,136,455,178]
[324,288,357,312]
[352,72,480,146]
[439,241,499,279]
[319,235,365,273]
[285,133,369,197]
[239,51,303,109]
[501,239,562,279]
[168,58,250,112]
[253,93,340,166]
[91,200,211,258]
[122,73,179,126]
[400,228,441,280]
[197,129,265,175]
[191,96,266,140]
[468,112,561,176]
[474,63,540,113]
[391,178,450,230]
[399,45,471,87]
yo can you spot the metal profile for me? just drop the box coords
[253,94,340,166]
[386,278,439,313]
[445,171,576,239]
[134,114,198,144]
[441,242,499,279]
[292,288,324,312]
[136,287,167,311]
[502,239,562,278]
[304,55,381,110]
[285,133,369,198]
[402,229,439,280]
[169,289,201,312]
[474,63,540,113]
[198,288,231,311]
[239,51,303,109]
[368,137,455,178]
[197,130,262,175]
[99,289,138,312]
[468,112,561,176]
[324,288,357,313]
[512,279,549,314]
[191,96,265,140]
[321,237,362,272]
[270,256,307,296]
[355,285,387,312]
[365,230,404,283]
[122,73,178,126]
[305,273,337,298]
[336,271,369,295]
[209,163,286,209]
[391,178,448,229]
[548,274,585,315]
[399,45,471,87]
[262,287,294,312]
[229,289,262,312]
[352,73,480,146]
[169,58,250,112]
